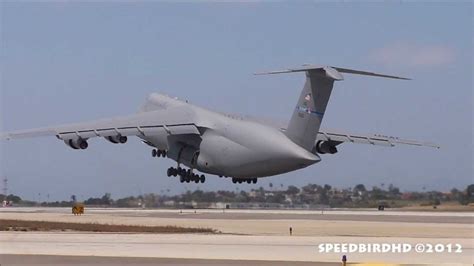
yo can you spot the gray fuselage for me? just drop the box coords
[140,94,320,179]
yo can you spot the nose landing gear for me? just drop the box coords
[167,166,205,184]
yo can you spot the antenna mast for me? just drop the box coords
[2,177,7,196]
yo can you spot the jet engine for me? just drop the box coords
[64,138,88,150]
[105,135,128,144]
[315,140,338,154]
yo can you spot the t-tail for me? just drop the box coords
[256,64,410,152]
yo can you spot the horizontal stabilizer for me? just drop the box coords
[255,64,410,80]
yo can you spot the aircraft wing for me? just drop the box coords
[0,111,200,141]
[316,130,440,149]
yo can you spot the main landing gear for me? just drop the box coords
[232,177,257,184]
[219,175,258,184]
[152,149,167,158]
[167,167,205,183]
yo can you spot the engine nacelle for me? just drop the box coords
[64,138,88,150]
[315,140,338,154]
[105,135,127,144]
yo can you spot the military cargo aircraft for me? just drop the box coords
[1,65,438,184]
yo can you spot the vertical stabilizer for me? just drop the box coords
[255,64,409,152]
[285,69,337,151]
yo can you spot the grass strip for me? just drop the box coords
[0,219,218,234]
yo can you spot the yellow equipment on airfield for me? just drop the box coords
[72,203,84,215]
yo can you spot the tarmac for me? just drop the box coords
[0,207,473,265]
[0,254,336,266]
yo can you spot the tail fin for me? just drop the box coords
[256,65,409,151]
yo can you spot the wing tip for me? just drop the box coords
[395,76,412,81]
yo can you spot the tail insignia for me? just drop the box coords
[296,106,324,118]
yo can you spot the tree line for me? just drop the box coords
[3,183,473,209]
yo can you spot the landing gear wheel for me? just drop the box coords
[200,175,205,183]
[179,176,185,183]
[167,168,172,177]
[252,178,257,184]
[152,149,157,157]
[232,178,237,184]
[162,150,167,157]
[246,179,251,184]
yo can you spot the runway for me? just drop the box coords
[1,207,473,265]
[0,254,333,266]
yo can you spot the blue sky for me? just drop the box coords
[1,2,472,201]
